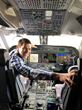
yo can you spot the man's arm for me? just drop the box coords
[9,55,53,78]
[10,54,78,85]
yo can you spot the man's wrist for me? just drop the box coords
[51,73,60,80]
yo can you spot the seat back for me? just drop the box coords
[0,48,29,110]
[6,68,29,104]
[0,49,9,103]
[61,42,82,110]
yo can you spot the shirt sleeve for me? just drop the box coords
[9,55,53,78]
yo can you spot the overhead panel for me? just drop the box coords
[14,0,71,10]
[20,9,66,35]
[13,0,72,35]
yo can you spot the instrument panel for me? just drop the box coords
[25,80,56,110]
[24,62,63,110]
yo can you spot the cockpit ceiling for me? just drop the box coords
[4,0,72,35]
[2,0,82,35]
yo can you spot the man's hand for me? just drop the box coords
[53,69,78,86]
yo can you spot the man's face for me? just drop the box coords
[17,43,32,59]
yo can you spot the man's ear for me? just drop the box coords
[16,45,19,51]
[16,45,17,48]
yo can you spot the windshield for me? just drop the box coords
[29,45,78,73]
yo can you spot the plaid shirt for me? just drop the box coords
[9,51,53,79]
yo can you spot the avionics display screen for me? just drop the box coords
[30,54,38,62]
[47,53,56,63]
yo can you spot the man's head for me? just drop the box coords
[17,38,32,59]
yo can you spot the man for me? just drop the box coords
[9,38,77,86]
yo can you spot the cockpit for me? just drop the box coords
[0,0,82,110]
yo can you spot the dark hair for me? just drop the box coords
[18,38,31,46]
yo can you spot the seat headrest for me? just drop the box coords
[0,49,9,66]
